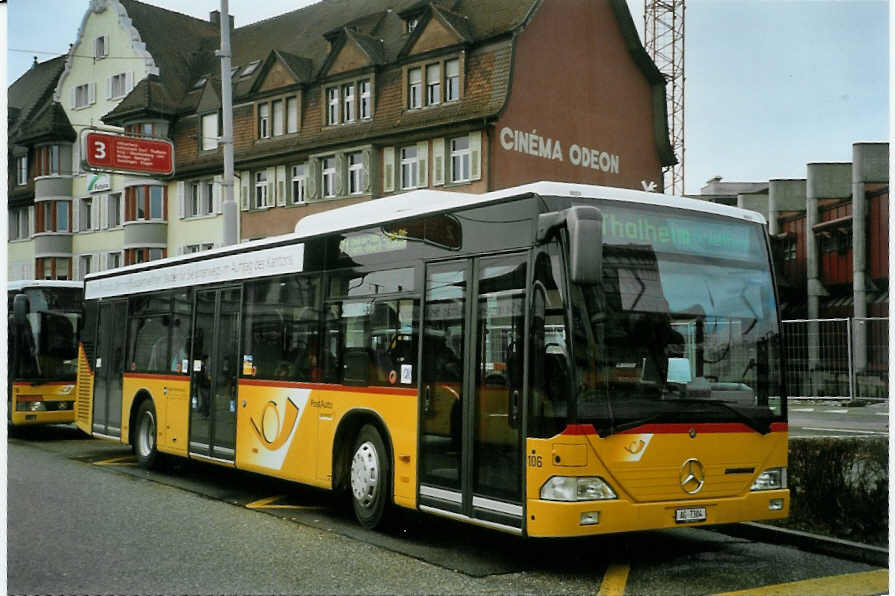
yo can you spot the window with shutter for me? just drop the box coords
[382,147,395,193]
[417,141,428,188]
[432,138,445,186]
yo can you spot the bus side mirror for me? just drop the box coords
[13,294,30,325]
[566,206,603,285]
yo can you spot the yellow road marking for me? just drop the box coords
[94,455,137,466]
[245,495,324,510]
[598,563,631,596]
[715,569,889,596]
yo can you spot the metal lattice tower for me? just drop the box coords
[644,0,685,195]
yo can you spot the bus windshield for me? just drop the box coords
[567,203,784,435]
[12,287,82,381]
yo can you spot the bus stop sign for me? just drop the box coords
[83,131,174,176]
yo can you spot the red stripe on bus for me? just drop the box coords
[123,373,189,382]
[238,378,418,396]
[618,422,789,434]
[561,422,788,436]
[12,381,74,387]
[561,424,598,435]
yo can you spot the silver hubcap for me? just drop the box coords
[138,410,155,458]
[350,440,379,508]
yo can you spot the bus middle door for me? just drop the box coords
[419,253,528,532]
[189,286,241,462]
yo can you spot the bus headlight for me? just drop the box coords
[540,476,617,501]
[751,467,787,491]
[17,401,47,412]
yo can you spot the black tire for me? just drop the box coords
[133,399,161,469]
[349,424,391,529]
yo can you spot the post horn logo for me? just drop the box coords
[679,458,705,494]
[250,397,300,451]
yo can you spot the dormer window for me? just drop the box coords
[407,56,461,110]
[192,76,208,89]
[342,83,356,123]
[256,94,299,140]
[445,58,460,102]
[325,79,372,126]
[257,103,270,138]
[327,87,339,125]
[407,17,420,33]
[408,67,422,109]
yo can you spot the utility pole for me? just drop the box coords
[217,0,237,245]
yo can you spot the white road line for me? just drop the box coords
[790,408,814,412]
[800,426,888,436]
[822,409,849,414]
[875,412,889,416]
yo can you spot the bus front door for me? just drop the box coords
[419,254,527,532]
[93,300,126,438]
[189,287,241,462]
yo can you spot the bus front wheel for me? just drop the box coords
[349,424,390,529]
[134,400,161,469]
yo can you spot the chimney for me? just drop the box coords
[32,56,39,68]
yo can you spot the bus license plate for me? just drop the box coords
[675,507,706,523]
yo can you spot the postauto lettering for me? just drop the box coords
[600,208,757,260]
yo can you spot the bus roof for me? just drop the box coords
[7,280,83,292]
[293,181,768,237]
[84,181,767,292]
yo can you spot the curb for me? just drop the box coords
[711,522,889,567]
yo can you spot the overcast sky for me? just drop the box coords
[5,0,889,195]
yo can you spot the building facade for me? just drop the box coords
[8,0,675,277]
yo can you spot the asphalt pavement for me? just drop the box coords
[6,426,889,595]
[788,400,889,437]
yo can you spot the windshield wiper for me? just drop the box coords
[674,398,771,435]
[596,413,669,438]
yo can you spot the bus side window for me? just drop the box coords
[324,298,419,387]
[242,274,321,382]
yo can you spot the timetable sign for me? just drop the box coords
[83,131,174,176]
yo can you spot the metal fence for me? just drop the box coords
[782,317,889,401]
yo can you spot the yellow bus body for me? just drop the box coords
[10,381,77,426]
[108,363,788,536]
[117,375,420,510]
[525,424,789,537]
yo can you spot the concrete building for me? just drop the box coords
[695,143,889,391]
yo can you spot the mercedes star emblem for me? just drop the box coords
[679,458,705,494]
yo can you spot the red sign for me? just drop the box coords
[84,131,174,176]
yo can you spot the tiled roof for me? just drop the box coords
[8,55,67,141]
[12,101,76,145]
[118,0,220,101]
[105,0,537,123]
[104,74,181,123]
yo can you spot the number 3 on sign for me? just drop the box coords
[93,140,107,160]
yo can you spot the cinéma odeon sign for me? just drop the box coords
[499,126,621,174]
[85,244,303,300]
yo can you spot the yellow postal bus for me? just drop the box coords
[8,280,82,426]
[77,182,789,535]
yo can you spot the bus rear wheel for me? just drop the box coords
[349,424,390,529]
[134,400,161,469]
